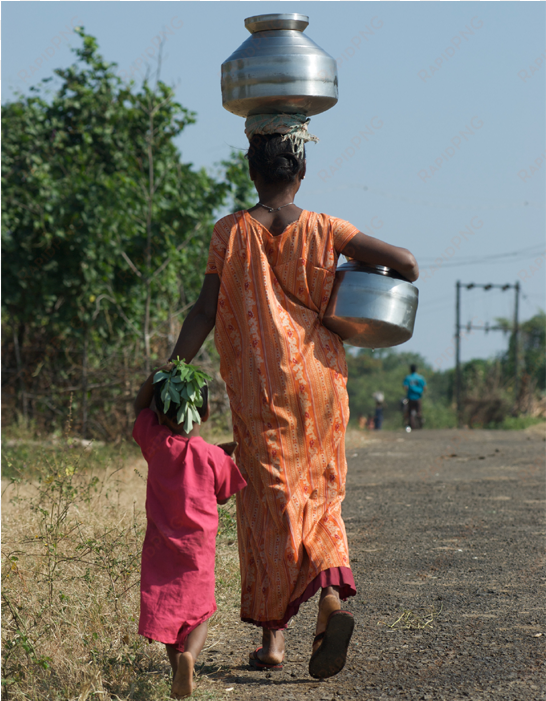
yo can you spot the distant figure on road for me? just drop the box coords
[403,364,427,431]
[373,392,384,430]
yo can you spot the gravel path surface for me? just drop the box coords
[203,429,545,700]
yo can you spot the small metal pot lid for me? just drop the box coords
[337,261,411,283]
[245,14,309,34]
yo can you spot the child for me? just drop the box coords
[133,361,247,698]
[373,392,384,430]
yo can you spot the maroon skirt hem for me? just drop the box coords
[241,566,356,630]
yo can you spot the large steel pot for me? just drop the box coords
[323,262,419,348]
[221,13,338,117]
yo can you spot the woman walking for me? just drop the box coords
[170,114,418,678]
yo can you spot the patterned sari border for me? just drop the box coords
[241,566,356,630]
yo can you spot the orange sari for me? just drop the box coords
[206,210,358,627]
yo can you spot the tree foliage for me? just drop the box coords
[346,314,545,431]
[2,30,541,437]
[346,350,457,429]
[497,310,546,392]
[2,29,253,436]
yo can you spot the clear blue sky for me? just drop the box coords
[4,2,545,370]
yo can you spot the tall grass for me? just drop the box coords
[1,414,239,700]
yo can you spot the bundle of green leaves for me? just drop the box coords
[153,357,212,433]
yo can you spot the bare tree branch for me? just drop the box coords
[93,293,141,337]
[149,302,193,339]
[120,251,144,279]
[150,224,202,282]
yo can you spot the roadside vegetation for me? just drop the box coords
[2,29,254,443]
[346,312,545,430]
[1,414,238,700]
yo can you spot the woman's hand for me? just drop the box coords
[341,232,419,282]
[217,441,238,456]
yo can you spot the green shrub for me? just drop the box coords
[490,416,546,430]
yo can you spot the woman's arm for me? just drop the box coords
[169,274,221,362]
[341,232,419,282]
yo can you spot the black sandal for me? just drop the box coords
[308,609,354,679]
[249,647,284,671]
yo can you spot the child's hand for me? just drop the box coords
[217,441,237,456]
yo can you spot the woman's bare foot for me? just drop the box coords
[251,628,285,666]
[313,590,341,652]
[309,587,354,679]
[171,651,193,698]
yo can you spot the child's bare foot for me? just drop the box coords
[171,651,194,698]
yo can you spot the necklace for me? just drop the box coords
[257,201,294,213]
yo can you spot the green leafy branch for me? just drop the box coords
[153,357,211,433]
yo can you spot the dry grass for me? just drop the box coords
[1,428,240,700]
[2,423,375,699]
[381,605,443,631]
[524,421,546,438]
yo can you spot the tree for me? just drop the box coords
[220,151,256,212]
[494,311,545,388]
[2,29,253,436]
[346,349,456,429]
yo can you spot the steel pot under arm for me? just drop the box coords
[322,262,419,348]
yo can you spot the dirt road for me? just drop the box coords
[204,428,545,701]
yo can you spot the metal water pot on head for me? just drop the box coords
[221,13,338,117]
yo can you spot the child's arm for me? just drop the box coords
[134,372,156,418]
[134,364,172,418]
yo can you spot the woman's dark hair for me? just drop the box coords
[154,381,209,422]
[246,134,305,184]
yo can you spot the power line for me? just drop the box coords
[420,243,543,262]
[419,245,545,267]
[455,280,521,426]
[358,186,544,211]
[418,289,515,316]
[309,182,545,210]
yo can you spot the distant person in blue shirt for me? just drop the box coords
[402,364,427,430]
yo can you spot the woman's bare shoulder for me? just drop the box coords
[214,211,244,228]
[308,212,356,230]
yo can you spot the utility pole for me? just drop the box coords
[514,281,520,403]
[454,281,522,425]
[455,280,461,427]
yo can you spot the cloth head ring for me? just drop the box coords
[245,113,319,160]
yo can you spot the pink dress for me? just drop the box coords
[133,409,247,650]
